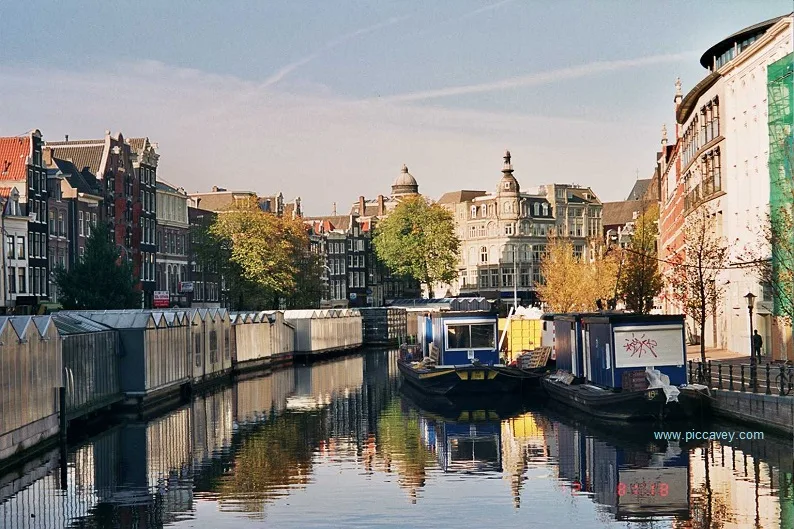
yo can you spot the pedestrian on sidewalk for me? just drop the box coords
[752,330,763,360]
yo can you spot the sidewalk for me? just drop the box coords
[685,345,751,362]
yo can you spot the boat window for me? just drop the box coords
[446,325,471,349]
[446,323,495,350]
[470,324,495,348]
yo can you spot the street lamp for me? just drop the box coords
[745,292,757,391]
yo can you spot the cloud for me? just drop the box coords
[0,61,670,215]
[261,16,409,89]
[374,51,698,103]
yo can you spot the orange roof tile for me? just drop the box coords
[0,137,31,181]
[0,187,12,198]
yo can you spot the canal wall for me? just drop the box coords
[710,389,794,437]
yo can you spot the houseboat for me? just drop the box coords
[541,313,709,422]
[398,310,545,395]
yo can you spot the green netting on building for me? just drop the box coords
[768,52,794,317]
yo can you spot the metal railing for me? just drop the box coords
[688,359,794,396]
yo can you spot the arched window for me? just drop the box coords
[504,201,512,213]
[480,246,488,263]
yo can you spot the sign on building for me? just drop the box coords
[613,325,685,368]
[153,291,170,308]
[179,281,194,293]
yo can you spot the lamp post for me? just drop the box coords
[745,292,757,391]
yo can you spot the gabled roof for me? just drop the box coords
[45,142,105,175]
[626,179,652,201]
[0,187,12,199]
[51,158,101,196]
[189,190,257,212]
[0,136,31,181]
[53,313,113,335]
[437,190,489,205]
[602,199,655,227]
[303,215,351,231]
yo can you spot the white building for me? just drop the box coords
[675,15,793,355]
[0,188,29,310]
[439,151,603,305]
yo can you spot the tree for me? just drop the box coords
[664,206,729,364]
[372,196,459,298]
[209,197,313,310]
[618,203,664,314]
[537,236,619,312]
[54,222,139,309]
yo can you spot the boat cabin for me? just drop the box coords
[541,313,557,361]
[430,311,499,366]
[581,314,687,389]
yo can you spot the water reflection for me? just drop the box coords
[0,349,792,528]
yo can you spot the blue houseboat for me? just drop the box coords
[542,313,709,421]
[398,310,545,395]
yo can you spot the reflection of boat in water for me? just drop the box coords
[546,402,692,521]
[399,382,536,423]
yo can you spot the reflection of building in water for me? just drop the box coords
[233,367,295,426]
[501,412,552,508]
[550,419,690,522]
[0,406,195,529]
[289,356,364,410]
[192,387,234,469]
[685,444,781,529]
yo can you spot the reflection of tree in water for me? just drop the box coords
[374,399,436,504]
[215,411,328,516]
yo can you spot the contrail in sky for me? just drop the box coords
[374,51,697,103]
[262,16,408,88]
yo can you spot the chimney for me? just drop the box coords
[42,147,53,167]
[377,195,385,216]
[358,195,365,216]
[64,134,69,142]
[332,202,337,216]
[212,185,219,192]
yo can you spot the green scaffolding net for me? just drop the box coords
[768,52,794,317]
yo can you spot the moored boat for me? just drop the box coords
[398,310,547,395]
[541,313,710,422]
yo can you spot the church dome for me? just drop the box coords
[392,164,419,196]
[498,150,520,195]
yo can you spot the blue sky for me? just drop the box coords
[0,1,791,213]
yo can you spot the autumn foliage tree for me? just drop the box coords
[210,197,315,309]
[537,235,619,312]
[372,196,460,298]
[664,206,729,364]
[618,204,663,314]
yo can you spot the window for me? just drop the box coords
[480,246,488,263]
[39,235,46,258]
[505,224,514,236]
[17,267,25,293]
[479,269,488,288]
[6,236,13,259]
[446,322,496,350]
[573,245,583,259]
[502,267,513,287]
[490,268,499,288]
[15,236,23,259]
[533,203,540,216]
[471,206,477,218]
[542,204,548,216]
[32,267,39,295]
[39,266,46,296]
[79,211,84,236]
[520,266,530,287]
[7,267,15,293]
[49,210,55,234]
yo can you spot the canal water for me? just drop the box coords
[1,348,792,528]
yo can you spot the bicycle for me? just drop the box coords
[775,363,794,396]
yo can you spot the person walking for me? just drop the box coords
[752,330,763,360]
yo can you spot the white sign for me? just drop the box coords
[179,281,194,293]
[614,325,684,368]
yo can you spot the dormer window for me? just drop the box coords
[533,203,540,216]
[542,203,549,216]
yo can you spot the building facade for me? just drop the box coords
[129,138,158,308]
[156,181,190,307]
[0,188,29,311]
[666,15,794,356]
[47,131,148,306]
[441,151,602,306]
[187,205,222,308]
[0,130,49,308]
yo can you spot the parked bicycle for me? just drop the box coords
[775,363,794,396]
